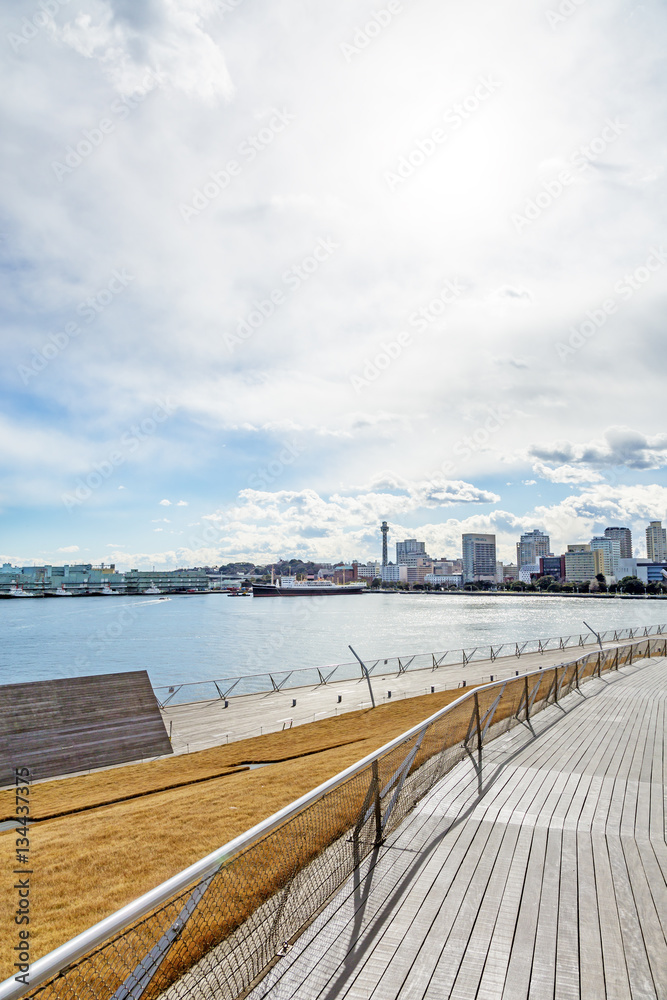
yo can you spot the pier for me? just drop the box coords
[161,635,647,753]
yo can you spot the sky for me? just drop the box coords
[1,0,667,569]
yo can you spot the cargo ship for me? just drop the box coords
[252,580,366,597]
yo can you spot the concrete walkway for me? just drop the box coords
[162,639,627,754]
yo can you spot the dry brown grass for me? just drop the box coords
[0,686,475,980]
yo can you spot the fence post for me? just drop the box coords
[372,760,382,845]
[554,667,559,703]
[474,691,481,751]
[524,673,530,721]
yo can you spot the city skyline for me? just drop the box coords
[2,2,667,570]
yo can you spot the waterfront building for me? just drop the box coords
[462,533,497,583]
[539,555,565,581]
[564,544,604,583]
[617,558,667,585]
[354,561,381,580]
[380,564,408,583]
[604,526,632,560]
[519,562,541,584]
[396,539,429,565]
[646,521,667,562]
[590,536,621,577]
[123,568,209,592]
[516,529,551,569]
[425,573,463,588]
[501,563,519,582]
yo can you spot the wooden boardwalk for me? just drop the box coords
[247,657,667,1000]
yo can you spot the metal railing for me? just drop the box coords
[153,622,666,707]
[2,635,665,1000]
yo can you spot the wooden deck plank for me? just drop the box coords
[577,832,607,1000]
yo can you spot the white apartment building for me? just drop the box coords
[646,521,667,562]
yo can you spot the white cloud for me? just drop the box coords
[3,0,667,560]
[176,500,189,506]
[533,462,604,485]
[159,499,172,506]
[531,427,667,474]
[56,0,233,102]
[57,545,80,553]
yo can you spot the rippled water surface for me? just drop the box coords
[2,592,665,690]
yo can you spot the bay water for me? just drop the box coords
[1,593,664,694]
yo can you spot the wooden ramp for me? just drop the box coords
[0,670,172,784]
[248,658,667,1000]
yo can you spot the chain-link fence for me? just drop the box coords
[153,623,666,706]
[3,636,665,1000]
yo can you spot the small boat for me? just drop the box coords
[6,584,35,598]
[100,584,121,595]
[53,586,73,597]
[143,585,162,595]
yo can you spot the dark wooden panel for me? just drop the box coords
[0,670,172,784]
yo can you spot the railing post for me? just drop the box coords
[614,647,619,671]
[372,760,382,845]
[554,667,559,703]
[474,691,481,751]
[524,673,530,721]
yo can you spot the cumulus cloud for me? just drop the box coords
[532,462,604,485]
[57,545,80,553]
[531,427,667,481]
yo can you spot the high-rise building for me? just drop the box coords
[516,529,551,568]
[462,533,497,582]
[604,526,632,560]
[646,521,667,562]
[396,538,428,565]
[590,536,620,577]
